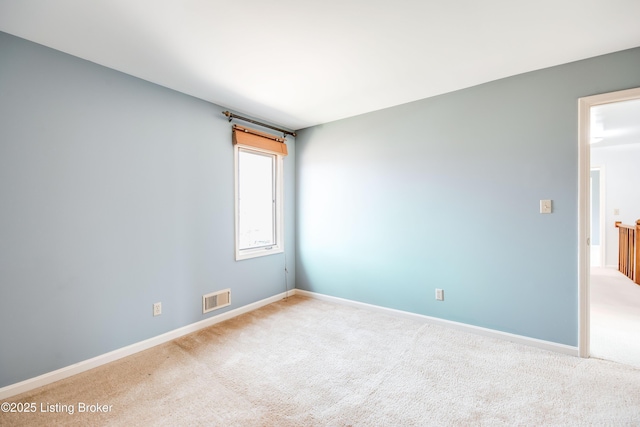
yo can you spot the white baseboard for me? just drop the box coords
[0,290,296,400]
[1,287,576,400]
[294,289,579,357]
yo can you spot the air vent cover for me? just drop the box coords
[203,289,231,314]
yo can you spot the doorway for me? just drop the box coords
[578,87,640,366]
[589,167,604,268]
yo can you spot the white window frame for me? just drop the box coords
[234,145,284,261]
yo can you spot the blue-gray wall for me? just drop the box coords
[0,31,295,388]
[2,27,639,390]
[295,47,640,346]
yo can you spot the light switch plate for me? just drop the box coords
[540,200,552,214]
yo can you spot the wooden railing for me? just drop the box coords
[616,219,640,285]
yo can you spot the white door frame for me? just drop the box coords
[589,165,606,268]
[578,87,640,358]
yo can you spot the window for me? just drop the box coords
[233,126,285,260]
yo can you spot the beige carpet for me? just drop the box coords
[591,267,640,368]
[2,295,640,426]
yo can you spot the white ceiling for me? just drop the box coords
[1,0,640,130]
[591,98,640,148]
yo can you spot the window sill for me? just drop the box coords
[235,246,284,261]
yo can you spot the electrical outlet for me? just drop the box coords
[153,302,162,316]
[435,289,444,301]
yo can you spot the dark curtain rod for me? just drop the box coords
[222,111,296,137]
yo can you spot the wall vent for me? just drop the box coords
[203,289,231,314]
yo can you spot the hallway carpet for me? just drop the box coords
[591,266,640,368]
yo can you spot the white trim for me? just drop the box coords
[295,289,578,356]
[1,286,577,400]
[578,94,591,358]
[578,87,640,359]
[0,290,295,400]
[598,166,606,268]
[234,145,285,261]
[588,165,606,267]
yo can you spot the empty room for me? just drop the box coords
[1,1,640,425]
